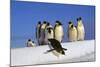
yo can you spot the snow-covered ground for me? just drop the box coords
[11,40,95,66]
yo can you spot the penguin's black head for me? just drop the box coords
[32,41,34,43]
[47,22,50,26]
[77,17,82,21]
[47,27,53,34]
[43,21,47,24]
[48,39,52,42]
[79,17,82,20]
[60,51,65,55]
[48,39,55,43]
[38,21,41,24]
[71,24,74,28]
[28,39,31,41]
[69,21,72,24]
[56,20,62,25]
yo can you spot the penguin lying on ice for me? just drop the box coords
[27,39,36,47]
[45,39,67,56]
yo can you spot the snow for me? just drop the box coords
[11,40,95,66]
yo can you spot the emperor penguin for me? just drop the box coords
[67,21,73,39]
[27,39,36,47]
[68,23,77,42]
[77,17,85,41]
[39,21,47,45]
[44,24,54,44]
[46,39,67,57]
[36,21,41,45]
[54,21,64,42]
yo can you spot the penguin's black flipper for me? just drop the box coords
[44,49,55,54]
[62,48,67,51]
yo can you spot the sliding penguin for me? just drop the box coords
[27,39,36,47]
[47,39,67,56]
[39,21,47,45]
[77,17,85,41]
[36,21,41,45]
[68,24,77,42]
[54,21,64,42]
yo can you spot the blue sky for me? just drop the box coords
[11,1,95,48]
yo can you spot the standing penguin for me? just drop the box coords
[27,39,36,47]
[67,21,73,40]
[77,17,85,41]
[36,21,41,45]
[68,23,77,42]
[54,21,64,42]
[44,25,54,44]
[46,39,67,57]
[39,21,47,45]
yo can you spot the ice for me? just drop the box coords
[11,40,95,66]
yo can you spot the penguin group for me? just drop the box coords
[68,17,85,42]
[36,20,64,46]
[36,17,85,45]
[26,17,85,56]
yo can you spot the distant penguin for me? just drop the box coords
[36,21,41,45]
[27,39,35,47]
[39,21,47,45]
[77,17,85,41]
[44,26,54,44]
[46,27,54,39]
[68,21,73,28]
[47,39,67,56]
[43,22,53,44]
[68,24,77,42]
[67,21,73,39]
[54,21,64,42]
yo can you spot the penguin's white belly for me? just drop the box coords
[69,29,77,42]
[47,33,54,39]
[77,27,85,40]
[55,29,63,42]
[54,27,63,42]
[27,42,35,47]
[44,32,54,44]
